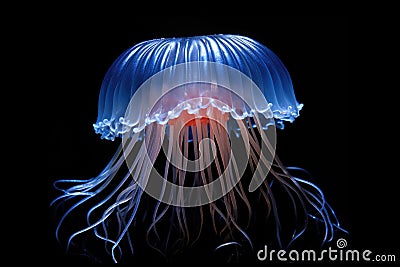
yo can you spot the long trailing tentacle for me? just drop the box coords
[286,167,348,238]
[251,114,346,248]
[51,124,166,263]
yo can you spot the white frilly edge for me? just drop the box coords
[93,102,303,141]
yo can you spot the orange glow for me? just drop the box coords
[168,107,229,126]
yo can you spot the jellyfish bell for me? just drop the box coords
[52,34,345,263]
[94,35,303,140]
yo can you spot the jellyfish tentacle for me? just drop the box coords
[213,119,252,229]
[146,125,174,252]
[109,124,164,262]
[185,123,205,245]
[244,116,284,247]
[287,169,334,244]
[90,137,144,251]
[213,118,254,250]
[270,164,310,246]
[53,146,125,243]
[173,123,190,246]
[291,174,347,243]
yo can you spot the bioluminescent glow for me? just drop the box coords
[51,34,346,263]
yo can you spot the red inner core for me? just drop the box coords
[168,108,229,126]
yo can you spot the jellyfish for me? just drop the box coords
[51,34,345,263]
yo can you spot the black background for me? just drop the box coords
[45,16,392,265]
